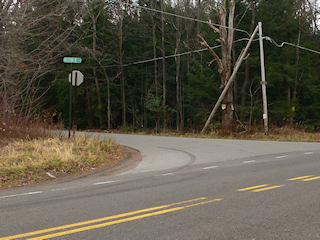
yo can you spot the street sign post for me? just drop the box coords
[63,57,82,138]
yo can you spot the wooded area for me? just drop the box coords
[1,0,320,134]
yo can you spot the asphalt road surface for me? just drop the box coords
[1,133,320,239]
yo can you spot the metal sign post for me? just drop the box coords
[68,64,73,138]
[73,71,78,136]
[63,57,82,138]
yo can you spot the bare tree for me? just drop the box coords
[86,0,104,128]
[0,0,80,123]
[198,0,236,134]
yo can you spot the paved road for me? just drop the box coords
[1,133,320,239]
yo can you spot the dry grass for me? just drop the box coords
[204,127,320,142]
[0,136,124,189]
[0,109,126,189]
[232,127,320,142]
[107,126,320,142]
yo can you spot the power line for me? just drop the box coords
[109,0,251,36]
[264,36,320,55]
[106,37,259,68]
[118,36,320,68]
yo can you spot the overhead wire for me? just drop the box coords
[106,37,260,68]
[109,0,251,36]
[105,0,320,68]
[264,36,320,55]
[109,36,320,68]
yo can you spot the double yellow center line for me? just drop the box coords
[2,173,319,239]
[236,184,285,192]
[289,175,320,182]
[236,174,320,193]
[1,197,222,240]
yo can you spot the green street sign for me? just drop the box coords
[63,57,82,64]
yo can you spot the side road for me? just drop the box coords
[82,131,320,174]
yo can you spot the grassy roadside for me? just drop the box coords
[0,136,124,189]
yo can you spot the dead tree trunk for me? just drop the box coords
[198,0,235,134]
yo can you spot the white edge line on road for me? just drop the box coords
[50,187,72,192]
[0,191,43,199]
[304,152,313,155]
[202,166,218,170]
[162,173,173,176]
[50,188,63,192]
[243,160,256,164]
[275,155,288,159]
[93,181,116,185]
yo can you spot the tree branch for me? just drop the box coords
[197,34,223,74]
[208,20,220,34]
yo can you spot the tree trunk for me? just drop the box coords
[91,11,103,128]
[151,2,158,99]
[196,0,201,35]
[198,0,236,134]
[294,0,302,102]
[175,52,181,131]
[220,0,235,134]
[241,0,256,110]
[292,0,303,125]
[119,13,126,126]
[102,67,111,129]
[222,88,234,133]
[107,74,111,129]
[161,0,166,131]
[232,45,237,102]
[86,86,93,128]
[151,2,159,131]
[293,29,301,102]
[175,0,183,132]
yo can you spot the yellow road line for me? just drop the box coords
[0,197,206,240]
[236,184,269,192]
[252,185,285,192]
[301,176,320,182]
[288,175,315,181]
[184,198,222,208]
[27,198,222,240]
[28,208,184,240]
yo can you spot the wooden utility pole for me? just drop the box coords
[258,22,268,135]
[201,25,259,134]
